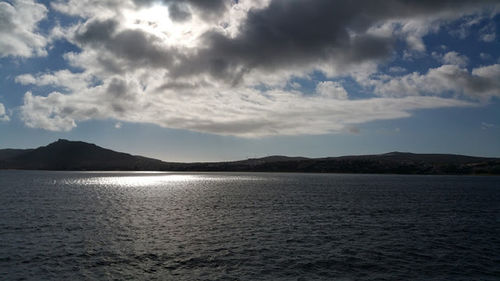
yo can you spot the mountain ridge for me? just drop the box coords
[1,139,499,174]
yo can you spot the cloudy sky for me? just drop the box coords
[1,0,499,161]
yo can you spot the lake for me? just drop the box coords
[1,171,499,280]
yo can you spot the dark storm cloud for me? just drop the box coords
[107,78,128,98]
[110,30,174,66]
[74,19,118,45]
[155,80,212,91]
[73,0,497,82]
[169,0,496,81]
[168,3,191,22]
[74,19,177,72]
[106,78,140,115]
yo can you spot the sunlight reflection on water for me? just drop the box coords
[64,174,201,187]
[58,172,266,188]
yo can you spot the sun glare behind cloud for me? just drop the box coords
[123,3,208,48]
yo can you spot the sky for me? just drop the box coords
[0,0,499,162]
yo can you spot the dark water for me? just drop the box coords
[1,171,499,280]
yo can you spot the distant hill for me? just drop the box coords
[1,139,499,174]
[0,149,33,161]
[170,152,500,175]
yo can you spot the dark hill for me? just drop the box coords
[1,140,499,174]
[0,139,166,170]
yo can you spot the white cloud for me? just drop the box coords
[16,70,95,92]
[0,103,9,122]
[472,64,500,80]
[367,18,431,52]
[480,52,492,60]
[479,22,496,42]
[50,0,130,18]
[372,64,500,99]
[441,51,469,67]
[315,81,348,100]
[0,0,48,58]
[389,66,407,74]
[480,33,496,42]
[21,92,77,131]
[18,73,474,137]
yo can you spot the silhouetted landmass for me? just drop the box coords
[1,139,499,174]
[0,139,164,170]
[0,149,33,161]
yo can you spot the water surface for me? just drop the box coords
[1,171,499,280]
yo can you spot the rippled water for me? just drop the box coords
[1,171,499,280]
